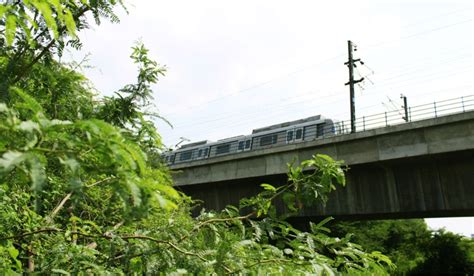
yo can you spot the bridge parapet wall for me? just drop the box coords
[171,111,474,187]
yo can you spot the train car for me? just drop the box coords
[208,135,254,157]
[171,140,210,164]
[163,114,338,166]
[250,115,336,150]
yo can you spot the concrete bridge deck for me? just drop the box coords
[171,111,474,219]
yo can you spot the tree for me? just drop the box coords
[412,230,474,275]
[330,219,474,275]
[1,0,126,102]
[0,1,394,274]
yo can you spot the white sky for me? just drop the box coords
[67,0,473,236]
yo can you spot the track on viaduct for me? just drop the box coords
[170,110,474,220]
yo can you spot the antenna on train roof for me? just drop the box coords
[175,137,190,149]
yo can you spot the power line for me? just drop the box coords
[159,14,473,144]
[368,64,472,90]
[163,86,473,144]
[399,8,470,29]
[162,53,345,117]
[364,19,472,50]
[162,65,472,135]
[160,18,471,120]
[163,58,472,131]
[371,53,471,84]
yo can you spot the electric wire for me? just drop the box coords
[160,10,473,144]
[164,51,471,128]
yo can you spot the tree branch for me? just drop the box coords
[46,192,73,223]
[11,6,90,84]
[85,176,116,188]
[0,228,62,240]
[230,258,297,274]
[176,211,255,244]
[0,228,232,272]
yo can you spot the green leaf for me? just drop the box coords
[123,142,146,175]
[8,246,19,259]
[48,0,62,19]
[126,180,142,207]
[17,14,34,46]
[282,192,297,212]
[10,87,44,115]
[51,269,71,275]
[40,118,72,128]
[0,6,9,19]
[0,103,8,112]
[336,167,346,186]
[17,121,40,133]
[260,183,276,192]
[60,158,81,189]
[316,154,334,163]
[155,193,177,210]
[28,153,46,191]
[0,151,26,172]
[32,1,58,39]
[154,183,180,200]
[310,217,334,234]
[5,14,17,46]
[63,9,77,37]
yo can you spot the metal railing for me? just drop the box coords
[337,95,474,134]
[168,95,474,164]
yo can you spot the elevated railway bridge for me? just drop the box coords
[169,96,474,220]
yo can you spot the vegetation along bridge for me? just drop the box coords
[169,96,474,220]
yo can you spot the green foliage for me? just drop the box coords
[411,229,474,274]
[0,97,392,273]
[330,219,474,275]
[98,42,168,152]
[0,0,126,102]
[0,1,393,274]
[0,0,124,47]
[289,154,345,207]
[241,155,346,218]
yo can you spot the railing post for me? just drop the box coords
[385,112,388,127]
[341,121,345,134]
[363,116,365,131]
[434,102,437,117]
[461,96,465,112]
[408,107,412,122]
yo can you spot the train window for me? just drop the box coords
[198,149,202,158]
[203,148,209,157]
[260,134,277,146]
[179,151,192,161]
[245,139,251,149]
[216,144,231,155]
[286,130,294,143]
[170,154,175,163]
[295,128,303,140]
[317,123,325,137]
[238,141,245,151]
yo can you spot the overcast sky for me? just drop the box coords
[68,0,473,236]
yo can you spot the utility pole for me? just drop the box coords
[344,40,364,133]
[401,94,409,122]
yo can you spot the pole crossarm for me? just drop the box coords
[345,78,364,86]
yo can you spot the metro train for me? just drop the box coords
[162,114,340,165]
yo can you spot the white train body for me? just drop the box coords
[162,115,339,165]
